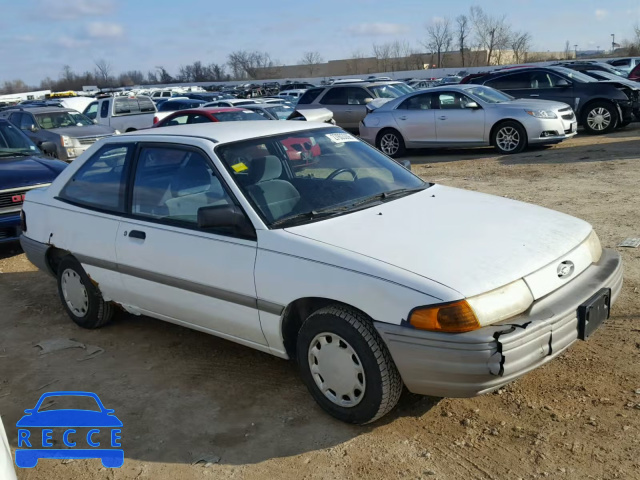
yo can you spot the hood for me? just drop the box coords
[285,185,591,298]
[47,124,116,137]
[501,98,572,110]
[0,155,67,190]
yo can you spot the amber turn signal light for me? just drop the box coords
[409,300,481,333]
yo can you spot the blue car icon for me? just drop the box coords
[15,391,123,468]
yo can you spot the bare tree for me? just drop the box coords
[298,51,324,77]
[94,59,113,85]
[456,14,470,67]
[390,40,414,70]
[423,18,453,68]
[347,50,367,75]
[564,40,571,60]
[155,66,173,84]
[227,50,278,79]
[470,6,511,65]
[511,31,532,63]
[0,79,30,95]
[372,43,393,71]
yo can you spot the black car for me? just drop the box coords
[467,66,637,134]
[552,61,628,78]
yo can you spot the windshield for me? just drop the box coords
[213,111,268,122]
[389,83,414,95]
[549,67,595,83]
[35,111,93,128]
[0,122,40,157]
[265,105,295,119]
[369,85,404,99]
[216,127,427,227]
[466,86,514,103]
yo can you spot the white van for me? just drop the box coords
[83,96,157,132]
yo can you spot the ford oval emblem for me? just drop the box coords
[557,260,575,278]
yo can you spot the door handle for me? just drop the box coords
[345,109,353,113]
[438,116,447,120]
[530,94,540,97]
[398,115,407,120]
[128,230,146,240]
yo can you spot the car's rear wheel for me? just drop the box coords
[377,129,406,158]
[493,121,527,154]
[56,256,114,329]
[582,101,618,134]
[296,305,403,424]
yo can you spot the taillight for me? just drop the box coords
[20,210,27,232]
[153,116,158,124]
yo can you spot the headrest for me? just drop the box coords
[248,155,282,184]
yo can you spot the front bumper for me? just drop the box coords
[0,213,21,244]
[375,248,623,398]
[527,115,577,145]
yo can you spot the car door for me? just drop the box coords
[319,87,352,129]
[12,112,39,143]
[391,93,437,145]
[115,143,266,345]
[526,71,575,107]
[434,91,485,144]
[55,143,134,303]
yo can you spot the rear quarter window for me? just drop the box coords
[100,100,110,119]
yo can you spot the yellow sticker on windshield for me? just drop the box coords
[232,162,248,172]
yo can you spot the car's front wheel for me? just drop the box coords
[377,129,406,158]
[297,305,403,424]
[493,121,527,154]
[582,101,618,134]
[56,256,114,329]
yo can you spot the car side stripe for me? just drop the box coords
[74,254,284,316]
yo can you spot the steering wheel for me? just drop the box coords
[326,168,358,181]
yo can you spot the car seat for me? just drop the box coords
[246,155,301,222]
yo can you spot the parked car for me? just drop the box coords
[153,107,267,128]
[0,119,66,244]
[553,61,628,78]
[606,57,640,75]
[280,82,315,91]
[19,122,621,424]
[150,90,177,101]
[262,82,280,95]
[0,107,117,161]
[83,96,157,132]
[566,69,640,119]
[360,85,577,157]
[629,63,640,82]
[296,82,406,131]
[241,103,296,120]
[466,66,637,134]
[203,99,259,108]
[153,98,207,124]
[408,80,439,90]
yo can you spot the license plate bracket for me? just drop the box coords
[577,288,611,340]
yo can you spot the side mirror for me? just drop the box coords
[93,119,98,124]
[197,205,255,239]
[40,141,57,156]
[465,101,480,109]
[364,98,374,104]
[29,124,38,132]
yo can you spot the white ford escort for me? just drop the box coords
[20,122,622,424]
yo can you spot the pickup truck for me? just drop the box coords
[83,96,157,132]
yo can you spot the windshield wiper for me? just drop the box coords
[350,185,429,208]
[270,208,348,228]
[0,151,33,157]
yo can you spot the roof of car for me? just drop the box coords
[3,106,75,114]
[124,120,333,143]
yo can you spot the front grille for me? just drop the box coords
[0,184,50,209]
[78,137,98,145]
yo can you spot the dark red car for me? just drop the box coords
[629,63,640,82]
[153,107,266,128]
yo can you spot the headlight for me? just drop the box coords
[585,230,602,263]
[409,280,534,333]
[525,110,558,119]
[61,135,74,147]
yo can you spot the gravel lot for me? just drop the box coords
[1,126,639,480]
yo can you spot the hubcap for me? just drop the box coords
[496,126,521,152]
[380,133,400,155]
[308,333,366,408]
[61,268,89,317]
[587,107,611,131]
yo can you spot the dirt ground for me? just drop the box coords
[1,126,639,480]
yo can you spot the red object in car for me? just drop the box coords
[152,107,266,128]
[629,63,640,82]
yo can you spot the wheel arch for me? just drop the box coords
[578,98,617,118]
[375,127,403,147]
[281,297,374,360]
[489,118,526,146]
[45,246,72,276]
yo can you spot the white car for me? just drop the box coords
[19,122,622,424]
[203,99,257,108]
[83,96,157,132]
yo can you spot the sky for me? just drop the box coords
[1,0,640,85]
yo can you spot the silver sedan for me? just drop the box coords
[359,85,578,157]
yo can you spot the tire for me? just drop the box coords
[296,305,403,424]
[56,256,114,329]
[376,129,406,158]
[581,101,618,134]
[492,120,527,154]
